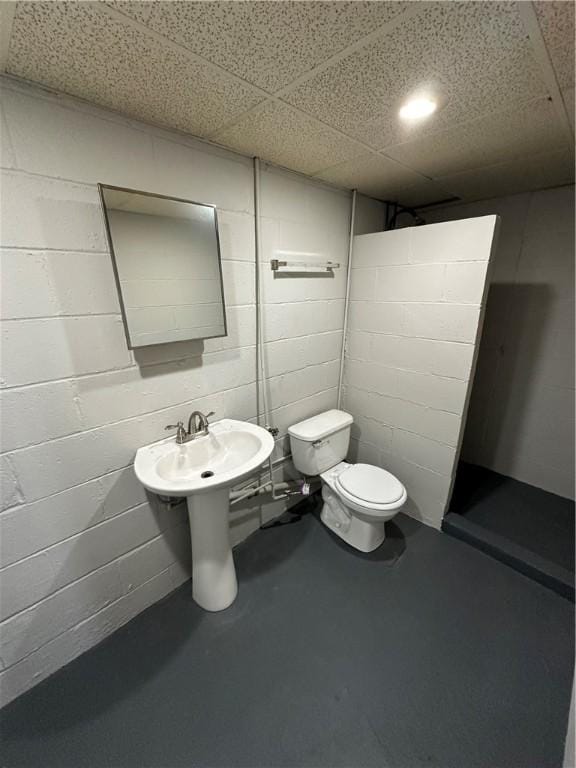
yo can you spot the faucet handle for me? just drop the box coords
[165,421,188,444]
[205,411,215,420]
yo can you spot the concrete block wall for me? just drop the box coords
[343,216,498,528]
[424,186,575,499]
[0,77,351,705]
[353,194,386,236]
[259,166,351,446]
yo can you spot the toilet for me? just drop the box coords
[288,409,407,552]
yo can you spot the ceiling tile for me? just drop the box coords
[383,97,569,178]
[104,1,153,26]
[437,148,575,203]
[7,2,264,138]
[144,1,410,94]
[315,152,452,207]
[212,100,365,176]
[534,1,575,88]
[284,1,549,149]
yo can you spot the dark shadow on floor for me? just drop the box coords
[450,462,575,574]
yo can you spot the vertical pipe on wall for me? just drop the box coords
[253,156,270,429]
[337,189,357,409]
[253,157,284,503]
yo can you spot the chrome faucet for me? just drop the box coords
[165,411,215,444]
[187,410,214,438]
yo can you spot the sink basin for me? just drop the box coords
[134,419,274,612]
[135,419,274,496]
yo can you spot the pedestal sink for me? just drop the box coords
[135,419,274,611]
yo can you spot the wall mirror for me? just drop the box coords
[99,184,227,348]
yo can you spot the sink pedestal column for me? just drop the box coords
[186,489,238,611]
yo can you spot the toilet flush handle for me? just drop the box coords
[312,439,325,448]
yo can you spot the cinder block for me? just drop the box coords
[0,568,176,708]
[3,87,156,189]
[0,479,104,567]
[0,501,172,620]
[403,303,481,343]
[351,415,393,452]
[345,330,372,361]
[217,210,255,261]
[392,430,457,476]
[0,561,124,668]
[0,170,106,251]
[0,380,83,452]
[99,466,148,519]
[7,417,143,501]
[348,300,404,335]
[0,455,23,512]
[366,392,461,446]
[264,299,345,342]
[349,269,377,301]
[221,260,255,307]
[117,523,190,593]
[261,166,349,233]
[151,136,253,214]
[204,306,256,353]
[444,261,489,304]
[1,316,132,387]
[410,216,497,263]
[0,251,58,319]
[375,264,445,302]
[266,359,340,411]
[46,252,121,315]
[353,228,409,267]
[0,249,120,319]
[395,369,468,414]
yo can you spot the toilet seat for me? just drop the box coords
[322,462,407,519]
[336,463,404,506]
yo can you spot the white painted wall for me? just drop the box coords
[343,217,498,528]
[425,185,575,499]
[0,77,351,705]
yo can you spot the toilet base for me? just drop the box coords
[320,485,385,553]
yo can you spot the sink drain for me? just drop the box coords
[201,470,214,479]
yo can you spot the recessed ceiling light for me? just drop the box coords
[399,97,437,121]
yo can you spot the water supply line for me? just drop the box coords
[253,157,287,505]
[337,188,357,409]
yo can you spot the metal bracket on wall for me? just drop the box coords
[270,258,340,273]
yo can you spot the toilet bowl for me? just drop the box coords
[288,410,407,553]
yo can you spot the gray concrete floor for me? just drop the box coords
[1,500,574,768]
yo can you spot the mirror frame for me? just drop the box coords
[98,183,228,349]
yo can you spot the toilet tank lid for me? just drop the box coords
[288,409,353,442]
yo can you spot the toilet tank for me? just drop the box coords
[288,409,353,475]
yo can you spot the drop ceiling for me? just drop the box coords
[1,0,574,206]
